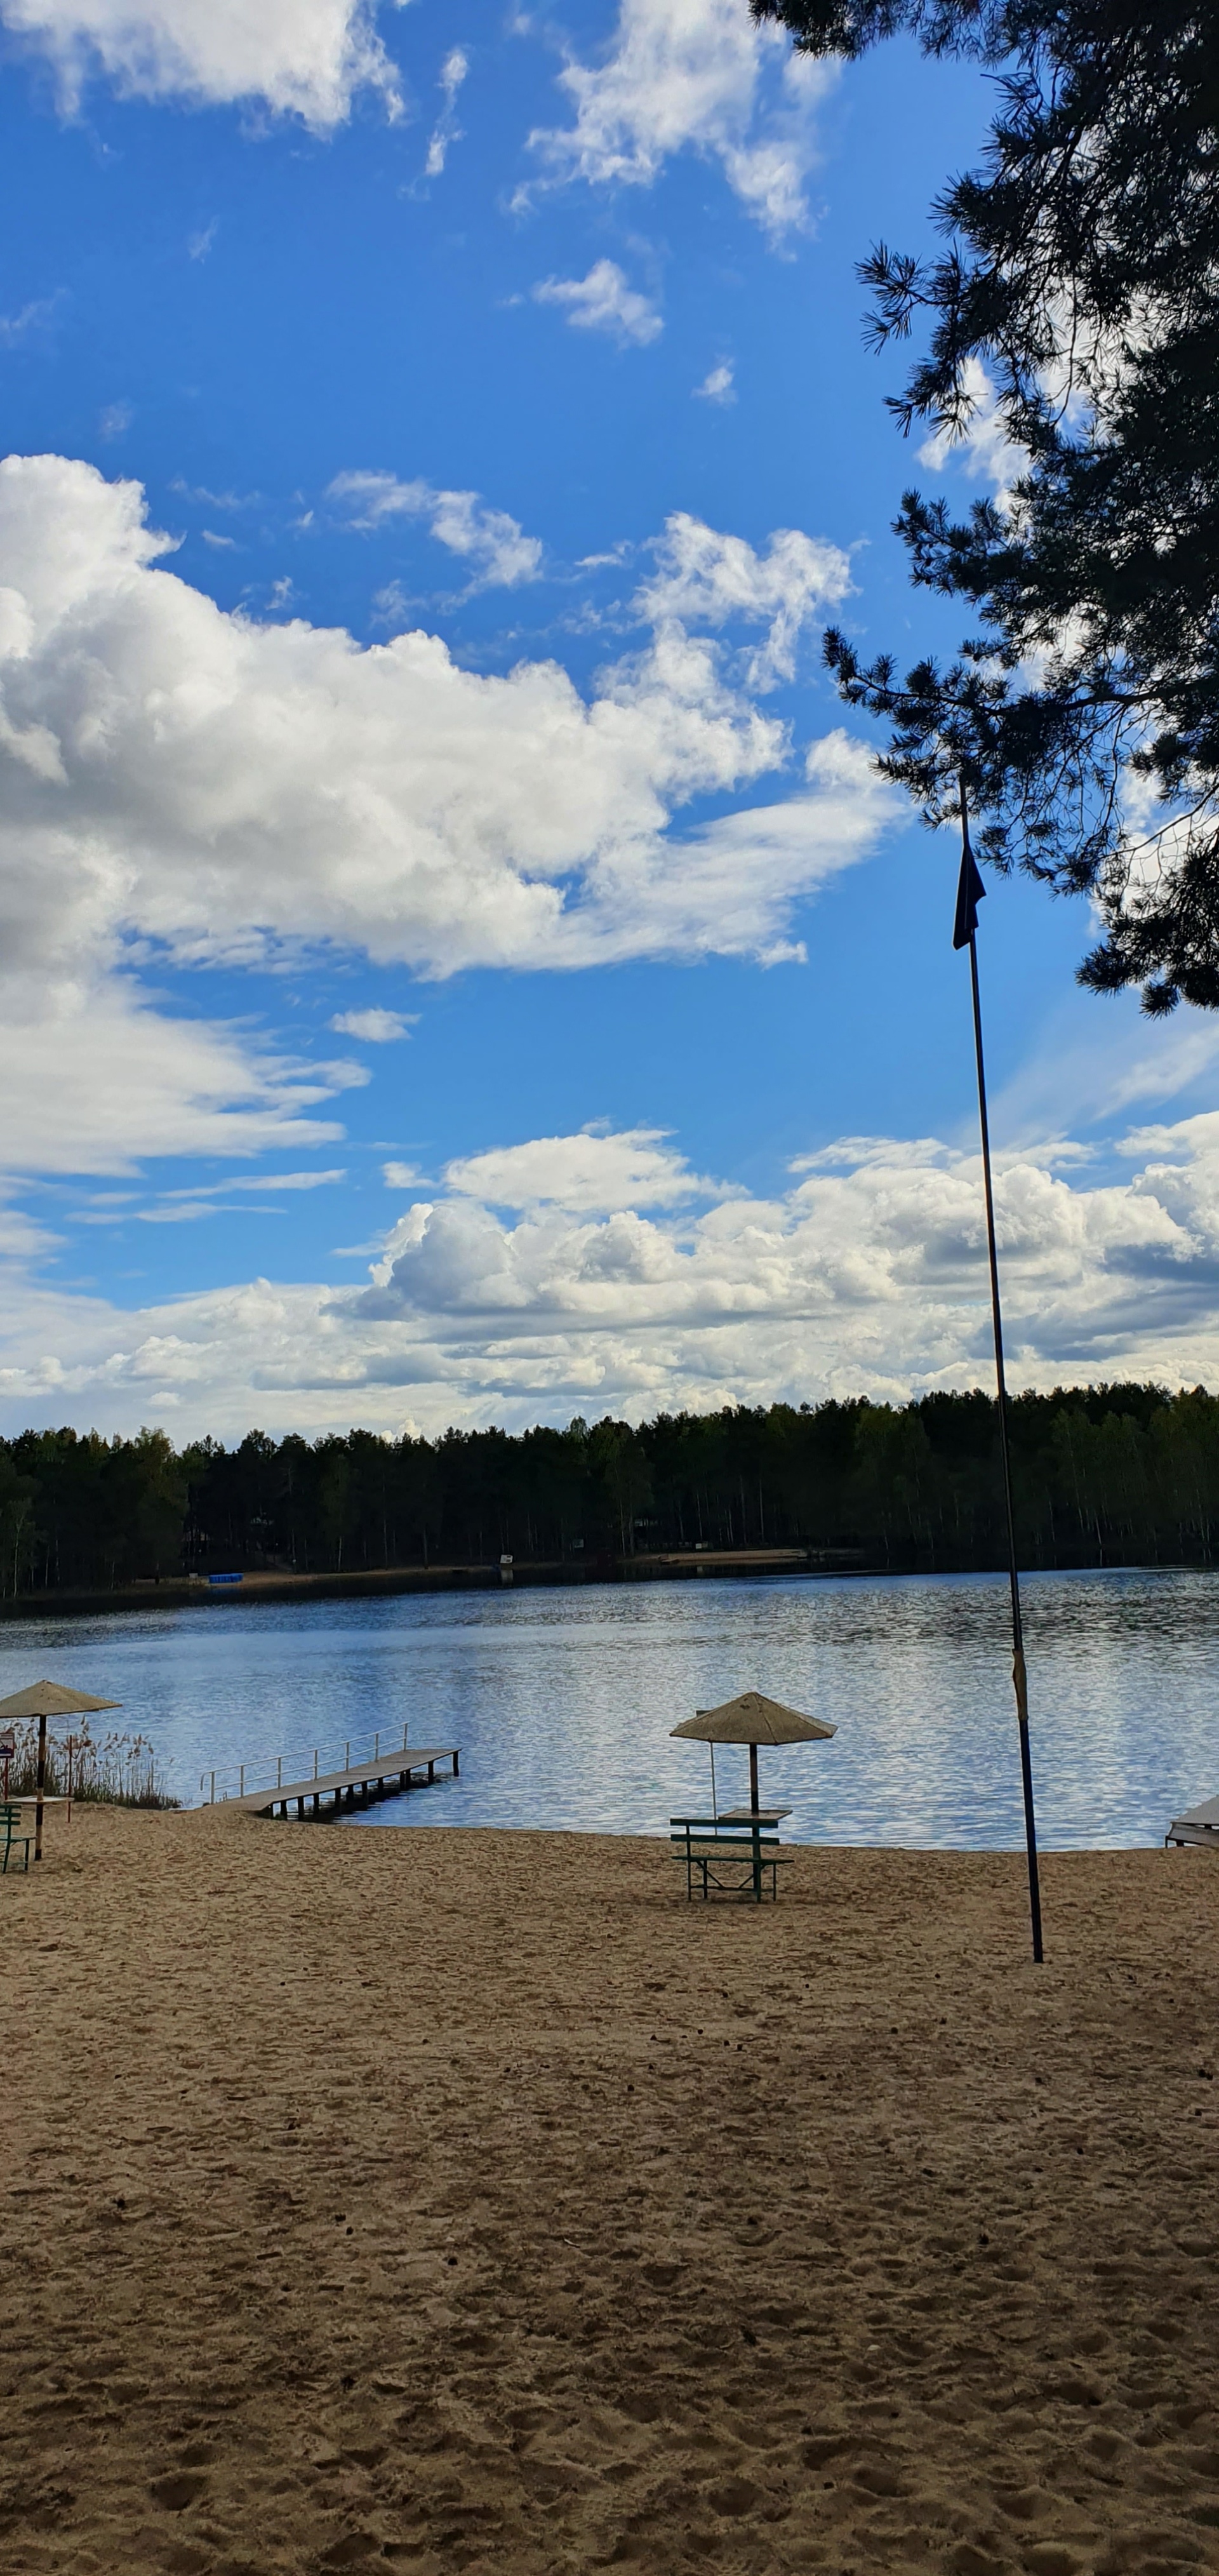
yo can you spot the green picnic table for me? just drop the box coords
[669,1811,793,1903]
[1,1803,32,1874]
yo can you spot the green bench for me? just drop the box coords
[1,1803,32,1874]
[670,1815,793,1904]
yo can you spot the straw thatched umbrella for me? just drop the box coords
[670,1688,836,1819]
[0,1679,121,1860]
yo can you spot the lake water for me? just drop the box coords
[2,1566,1216,1848]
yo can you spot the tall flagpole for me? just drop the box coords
[956,780,1044,1965]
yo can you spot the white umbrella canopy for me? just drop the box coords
[671,1688,836,1817]
[0,1680,121,1719]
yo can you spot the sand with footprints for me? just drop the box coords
[3,1805,1219,2573]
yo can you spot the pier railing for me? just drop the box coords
[199,1723,413,1806]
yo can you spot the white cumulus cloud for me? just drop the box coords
[0,0,403,126]
[637,510,853,687]
[695,361,735,405]
[523,0,832,243]
[6,1111,1219,1438]
[531,259,662,347]
[440,1124,724,1213]
[0,453,886,1025]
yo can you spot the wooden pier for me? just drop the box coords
[1165,1792,1219,1852]
[226,1745,459,1820]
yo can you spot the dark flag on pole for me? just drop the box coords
[952,839,987,949]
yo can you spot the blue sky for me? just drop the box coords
[1,0,1216,1439]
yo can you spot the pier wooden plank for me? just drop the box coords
[222,1746,459,1818]
[1165,1794,1219,1848]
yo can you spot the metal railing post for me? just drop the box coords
[313,1748,318,1780]
[239,1764,244,1797]
[374,1730,379,1761]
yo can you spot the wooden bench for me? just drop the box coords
[1,1803,32,1874]
[669,1815,793,1904]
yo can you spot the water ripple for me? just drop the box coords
[1,1566,1215,1848]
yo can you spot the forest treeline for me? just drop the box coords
[1,1382,1219,1596]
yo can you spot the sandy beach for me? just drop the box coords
[3,1809,1218,2575]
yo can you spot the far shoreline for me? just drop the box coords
[0,1545,1196,1623]
[0,1543,868,1620]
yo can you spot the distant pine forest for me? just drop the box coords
[1,1382,1218,1598]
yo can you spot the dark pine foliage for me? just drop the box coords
[3,1387,1219,1592]
[752,0,1219,1012]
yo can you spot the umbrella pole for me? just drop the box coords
[709,1741,717,1826]
[749,1741,762,1902]
[34,1712,46,1862]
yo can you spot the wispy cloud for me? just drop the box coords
[424,46,469,179]
[0,293,63,347]
[532,259,662,347]
[170,479,259,512]
[695,361,735,406]
[328,470,543,589]
[330,1009,418,1043]
[161,1170,347,1199]
[188,218,218,262]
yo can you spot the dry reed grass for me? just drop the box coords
[1,1718,177,1808]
